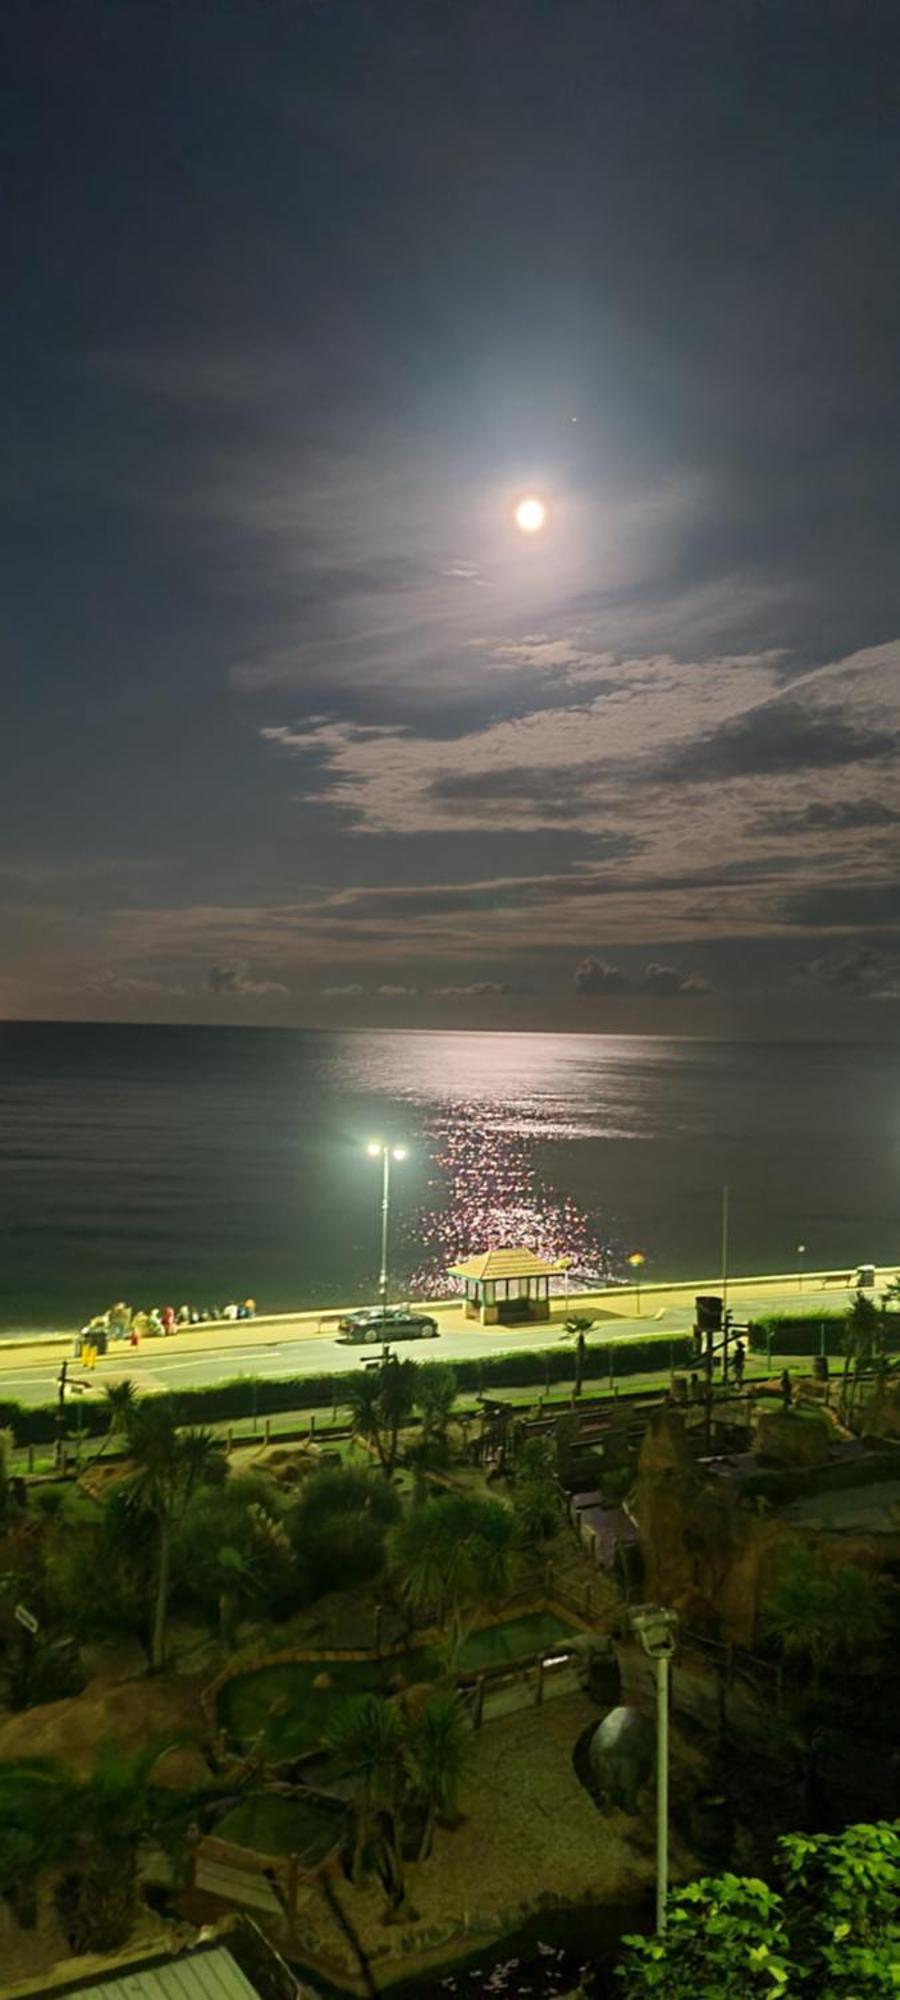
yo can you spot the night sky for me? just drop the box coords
[4,0,900,1034]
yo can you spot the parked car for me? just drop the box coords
[336,1308,439,1344]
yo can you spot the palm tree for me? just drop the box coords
[829,1563,888,1672]
[405,1691,471,1860]
[765,1545,836,1689]
[0,1759,76,1927]
[388,1493,516,1655]
[841,1290,879,1420]
[123,1403,222,1669]
[84,1379,138,1472]
[414,1364,457,1446]
[347,1359,416,1477]
[0,1743,230,1951]
[58,1742,165,1953]
[325,1694,407,1894]
[173,1473,291,1644]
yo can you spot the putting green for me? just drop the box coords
[218,1657,403,1760]
[456,1614,579,1671]
[218,1616,580,1759]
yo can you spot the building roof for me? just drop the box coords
[449,1247,569,1282]
[49,1946,262,2000]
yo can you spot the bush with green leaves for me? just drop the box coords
[171,1470,294,1639]
[765,1544,888,1689]
[388,1491,517,1653]
[287,1464,401,1601]
[511,1438,561,1544]
[616,1819,900,1998]
[0,1333,693,1446]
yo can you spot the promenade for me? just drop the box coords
[0,1264,894,1409]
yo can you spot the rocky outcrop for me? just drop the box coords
[0,1672,208,1776]
[630,1410,900,1647]
[753,1409,832,1467]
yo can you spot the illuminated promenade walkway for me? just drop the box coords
[0,1265,895,1408]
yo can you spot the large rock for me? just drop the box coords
[588,1706,655,1810]
[753,1409,831,1468]
[860,1379,900,1440]
[0,1674,208,1778]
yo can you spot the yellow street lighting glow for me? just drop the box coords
[392,1146,408,1161]
[514,496,546,533]
[367,1141,382,1156]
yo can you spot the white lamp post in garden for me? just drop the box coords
[631,1603,678,1934]
[367,1141,408,1312]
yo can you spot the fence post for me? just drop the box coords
[264,1417,271,1445]
[310,1411,316,1439]
[27,1444,34,1473]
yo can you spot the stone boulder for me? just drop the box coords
[588,1706,655,1811]
[753,1409,831,1467]
[860,1378,900,1440]
[150,1743,214,1790]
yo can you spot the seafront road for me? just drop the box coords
[0,1267,894,1408]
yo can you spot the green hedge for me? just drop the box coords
[748,1311,900,1358]
[1,1332,692,1445]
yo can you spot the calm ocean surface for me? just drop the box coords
[0,1023,898,1335]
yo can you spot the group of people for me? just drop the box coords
[77,1296,257,1352]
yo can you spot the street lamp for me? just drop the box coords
[628,1251,645,1316]
[796,1242,806,1294]
[631,1602,678,1934]
[367,1142,408,1313]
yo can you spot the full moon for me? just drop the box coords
[514,496,547,533]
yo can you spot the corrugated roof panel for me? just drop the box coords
[70,1945,261,2000]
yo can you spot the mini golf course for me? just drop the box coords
[217,1613,582,1761]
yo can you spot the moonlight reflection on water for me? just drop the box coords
[405,1099,612,1297]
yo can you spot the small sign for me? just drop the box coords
[15,1604,39,1636]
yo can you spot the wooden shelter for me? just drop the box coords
[449,1247,568,1325]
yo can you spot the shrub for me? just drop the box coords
[748,1311,900,1358]
[3,1334,692,1446]
[288,1465,401,1600]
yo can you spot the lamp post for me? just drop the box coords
[631,1603,678,1933]
[797,1242,806,1294]
[367,1142,408,1312]
[628,1251,645,1316]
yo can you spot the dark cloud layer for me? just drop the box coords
[653,701,896,788]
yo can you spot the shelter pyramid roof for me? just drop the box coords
[449,1247,569,1282]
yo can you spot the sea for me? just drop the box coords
[0,1022,898,1337]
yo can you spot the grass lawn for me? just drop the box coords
[214,1789,342,1861]
[457,1613,581,1671]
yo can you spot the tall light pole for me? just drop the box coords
[797,1242,806,1294]
[367,1142,408,1312]
[631,1603,678,1934]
